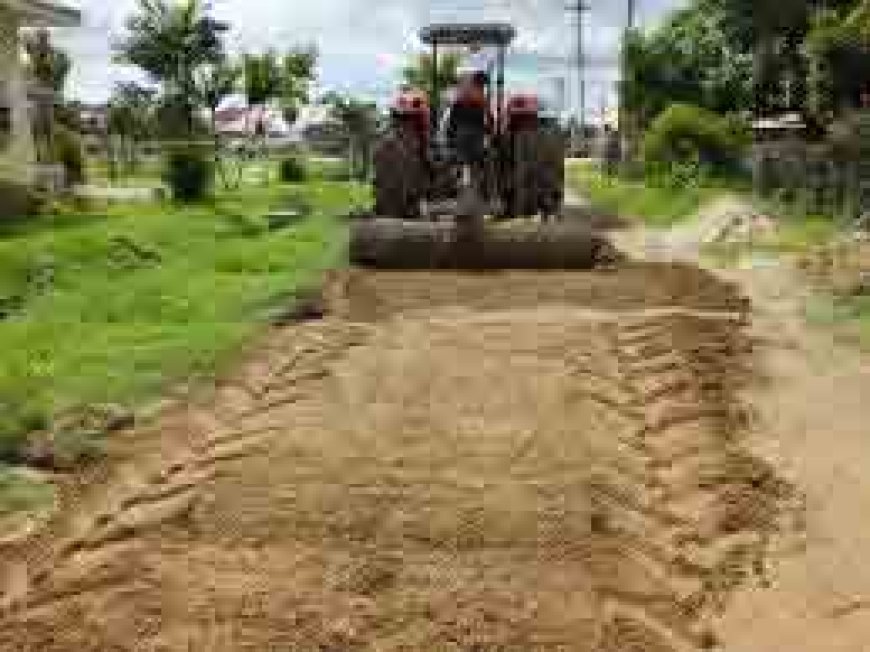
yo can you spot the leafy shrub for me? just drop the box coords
[51,125,86,187]
[646,159,709,189]
[643,104,748,172]
[0,403,48,463]
[48,429,107,470]
[279,156,307,183]
[164,146,213,202]
[0,179,43,220]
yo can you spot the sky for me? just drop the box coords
[53,0,685,115]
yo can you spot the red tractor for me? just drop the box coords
[373,22,565,224]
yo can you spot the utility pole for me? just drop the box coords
[619,0,637,162]
[566,1,590,141]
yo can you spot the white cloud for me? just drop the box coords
[55,0,685,110]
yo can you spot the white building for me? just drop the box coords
[0,0,80,184]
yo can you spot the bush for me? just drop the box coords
[0,402,48,463]
[51,125,86,187]
[642,104,748,172]
[0,179,43,220]
[279,156,307,183]
[163,146,213,202]
[646,159,709,189]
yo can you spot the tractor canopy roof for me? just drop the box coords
[420,22,516,47]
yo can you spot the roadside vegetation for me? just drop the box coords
[0,0,380,517]
[0,176,364,512]
[574,0,870,346]
[805,293,870,348]
[569,161,739,228]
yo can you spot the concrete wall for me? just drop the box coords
[0,5,35,184]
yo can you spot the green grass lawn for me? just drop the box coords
[86,153,355,189]
[86,157,165,188]
[568,161,743,228]
[0,179,365,469]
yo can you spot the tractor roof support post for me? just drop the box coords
[496,44,506,133]
[431,41,440,133]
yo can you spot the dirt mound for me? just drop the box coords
[331,263,750,323]
[0,263,788,651]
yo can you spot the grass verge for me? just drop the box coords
[568,161,742,228]
[701,202,870,348]
[0,179,364,480]
[805,294,870,349]
[703,213,842,265]
[0,465,55,523]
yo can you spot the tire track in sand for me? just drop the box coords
[0,266,791,651]
[0,325,361,620]
[589,312,789,651]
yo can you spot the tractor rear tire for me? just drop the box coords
[373,128,425,219]
[504,129,541,219]
[481,221,603,269]
[349,219,609,270]
[350,219,456,269]
[536,124,566,219]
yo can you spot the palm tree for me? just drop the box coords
[402,52,462,102]
[279,47,318,127]
[107,83,156,176]
[117,0,228,136]
[243,52,282,139]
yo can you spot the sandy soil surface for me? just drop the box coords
[0,258,791,651]
[714,261,870,652]
[623,197,870,652]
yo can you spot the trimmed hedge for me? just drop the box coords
[643,103,749,172]
[0,179,43,221]
[52,125,86,187]
[279,156,307,183]
[164,146,213,202]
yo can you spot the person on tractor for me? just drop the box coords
[443,68,493,165]
[390,88,431,155]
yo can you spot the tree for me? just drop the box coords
[402,52,461,101]
[107,83,156,175]
[278,47,318,126]
[806,1,870,115]
[623,0,870,129]
[117,0,228,136]
[623,4,753,128]
[242,48,318,139]
[195,60,240,187]
[196,61,240,147]
[323,92,380,180]
[22,28,72,162]
[117,0,231,201]
[718,0,856,115]
[243,51,282,136]
[242,53,278,106]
